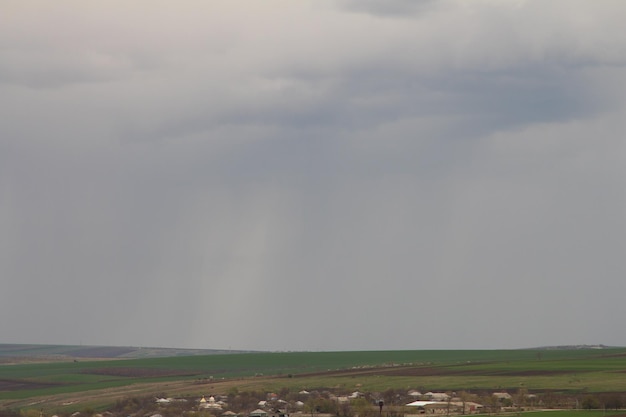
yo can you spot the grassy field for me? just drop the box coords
[521,412,626,417]
[2,347,626,412]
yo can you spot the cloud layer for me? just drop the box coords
[2,0,626,351]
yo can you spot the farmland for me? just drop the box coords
[2,346,626,413]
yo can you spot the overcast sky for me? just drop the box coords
[2,0,626,352]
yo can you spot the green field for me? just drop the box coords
[511,412,626,417]
[2,347,626,411]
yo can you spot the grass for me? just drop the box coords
[517,412,626,417]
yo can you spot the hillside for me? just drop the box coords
[3,346,626,412]
[0,344,250,362]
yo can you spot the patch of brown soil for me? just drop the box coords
[0,379,62,391]
[494,370,577,376]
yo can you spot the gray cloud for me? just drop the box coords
[1,1,626,351]
[337,0,439,17]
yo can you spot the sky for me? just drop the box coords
[2,0,626,352]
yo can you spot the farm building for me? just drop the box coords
[424,392,450,401]
[406,401,449,413]
[406,401,483,414]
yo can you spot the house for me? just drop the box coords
[492,393,512,402]
[408,390,422,398]
[249,409,268,417]
[269,409,289,417]
[200,396,222,410]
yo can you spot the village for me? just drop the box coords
[147,388,538,417]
